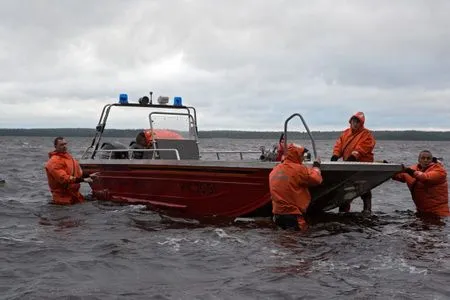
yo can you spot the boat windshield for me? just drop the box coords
[96,105,197,141]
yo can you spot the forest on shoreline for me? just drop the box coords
[1,128,450,141]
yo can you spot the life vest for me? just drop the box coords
[143,129,184,147]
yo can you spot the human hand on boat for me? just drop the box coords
[399,165,415,176]
[89,172,100,179]
[346,155,357,162]
[84,172,100,183]
[312,157,321,168]
[404,168,415,176]
[330,155,339,161]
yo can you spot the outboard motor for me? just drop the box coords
[259,145,312,162]
[100,142,129,159]
[259,145,278,162]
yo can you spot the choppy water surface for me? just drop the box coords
[1,136,449,299]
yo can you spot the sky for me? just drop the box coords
[1,0,450,131]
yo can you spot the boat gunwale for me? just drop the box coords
[79,158,402,172]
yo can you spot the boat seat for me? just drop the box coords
[154,139,200,160]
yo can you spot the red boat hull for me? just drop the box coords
[82,162,272,218]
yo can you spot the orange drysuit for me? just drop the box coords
[45,151,85,205]
[332,112,375,162]
[269,144,323,216]
[393,162,450,217]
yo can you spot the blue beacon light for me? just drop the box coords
[173,96,183,106]
[119,93,128,104]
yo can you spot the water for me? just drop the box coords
[1,136,449,299]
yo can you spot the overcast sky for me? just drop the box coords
[1,0,449,131]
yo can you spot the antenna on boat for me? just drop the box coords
[149,91,153,105]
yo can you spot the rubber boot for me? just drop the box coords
[361,191,372,214]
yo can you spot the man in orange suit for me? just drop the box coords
[269,144,323,230]
[45,137,97,205]
[393,150,449,217]
[331,112,376,213]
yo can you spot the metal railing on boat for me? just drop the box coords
[283,113,317,159]
[86,149,262,161]
[94,149,181,160]
[199,150,261,160]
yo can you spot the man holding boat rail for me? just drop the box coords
[331,111,376,214]
[269,143,323,231]
[393,150,449,217]
[45,137,98,205]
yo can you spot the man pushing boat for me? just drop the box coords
[269,143,323,231]
[45,137,98,205]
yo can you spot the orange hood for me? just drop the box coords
[284,143,306,164]
[349,111,366,127]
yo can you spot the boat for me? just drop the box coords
[79,93,402,219]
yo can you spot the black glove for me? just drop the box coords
[346,155,357,162]
[382,160,389,163]
[404,168,415,176]
[432,157,438,163]
[330,155,339,161]
[74,177,84,183]
[313,161,321,168]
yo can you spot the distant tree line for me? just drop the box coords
[1,128,450,141]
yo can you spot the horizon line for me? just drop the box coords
[1,128,450,132]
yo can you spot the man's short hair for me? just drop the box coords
[54,136,65,147]
[418,150,433,159]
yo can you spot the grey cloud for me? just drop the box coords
[0,0,450,130]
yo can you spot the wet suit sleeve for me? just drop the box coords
[414,166,447,184]
[306,167,323,186]
[392,173,407,183]
[392,172,417,187]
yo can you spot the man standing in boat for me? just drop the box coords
[130,131,151,159]
[393,150,449,217]
[45,137,97,205]
[330,112,376,214]
[269,144,323,231]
